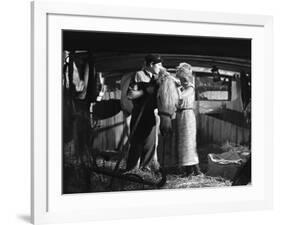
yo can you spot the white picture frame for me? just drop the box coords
[31,1,274,224]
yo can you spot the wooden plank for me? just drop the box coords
[218,119,224,144]
[211,117,216,143]
[204,115,209,142]
[229,123,235,144]
[218,117,222,145]
[114,90,123,149]
[107,91,115,150]
[208,116,214,143]
[102,92,110,151]
[199,114,205,142]
[201,114,208,143]
[212,118,220,144]
[221,121,230,144]
[200,114,205,141]
[237,126,243,145]
[243,128,250,146]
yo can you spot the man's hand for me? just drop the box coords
[127,88,144,100]
[146,85,155,94]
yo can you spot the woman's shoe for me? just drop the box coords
[192,164,203,176]
[182,166,194,177]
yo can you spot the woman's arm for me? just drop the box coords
[177,84,195,109]
[180,85,194,99]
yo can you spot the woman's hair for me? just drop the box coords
[176,62,194,84]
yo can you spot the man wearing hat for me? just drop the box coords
[126,54,163,171]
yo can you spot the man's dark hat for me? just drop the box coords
[145,54,162,65]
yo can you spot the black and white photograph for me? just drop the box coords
[62,30,251,194]
[0,0,278,224]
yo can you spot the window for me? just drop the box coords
[195,72,232,101]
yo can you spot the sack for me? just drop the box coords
[206,150,244,180]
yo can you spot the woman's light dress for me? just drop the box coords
[157,83,199,167]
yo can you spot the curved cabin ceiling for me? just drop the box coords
[63,30,251,74]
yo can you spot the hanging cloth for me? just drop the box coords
[72,61,89,100]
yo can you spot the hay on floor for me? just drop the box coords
[163,174,232,189]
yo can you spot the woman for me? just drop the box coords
[175,63,202,176]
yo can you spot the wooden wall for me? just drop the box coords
[197,113,250,145]
[92,90,128,151]
[91,80,249,152]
